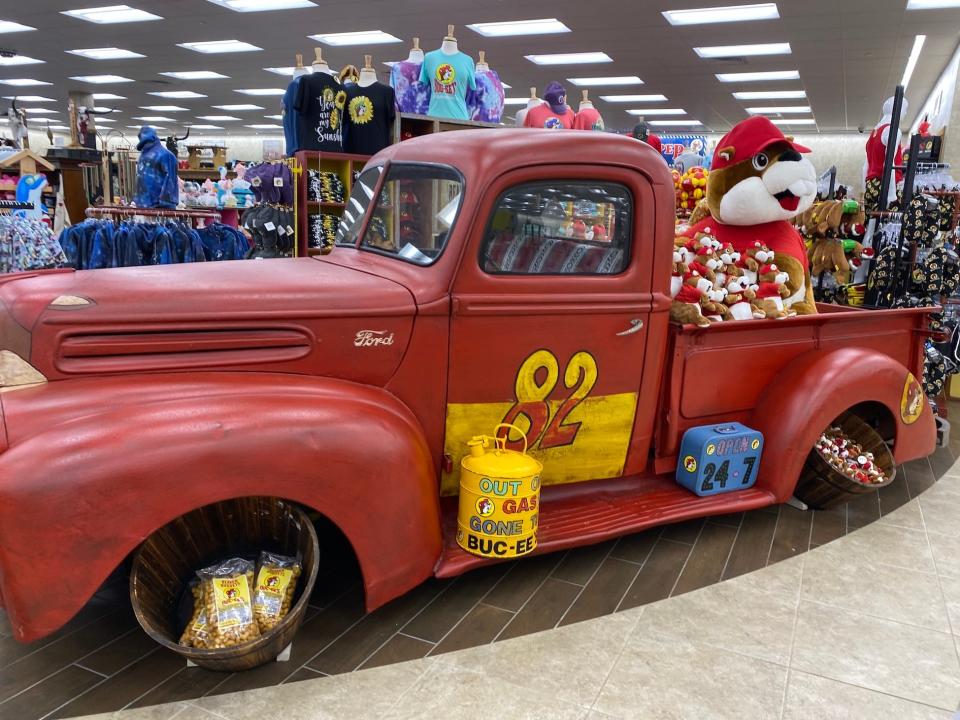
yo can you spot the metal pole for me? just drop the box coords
[878,85,905,213]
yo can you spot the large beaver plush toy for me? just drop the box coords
[684,116,818,315]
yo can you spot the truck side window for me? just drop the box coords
[336,166,383,247]
[480,181,632,275]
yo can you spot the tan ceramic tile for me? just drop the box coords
[918,488,960,538]
[933,573,960,636]
[593,633,787,720]
[815,521,935,573]
[75,703,190,720]
[192,660,428,720]
[877,499,925,531]
[792,601,960,710]
[927,531,960,579]
[783,671,953,719]
[801,546,950,631]
[437,607,638,708]
[174,706,231,720]
[383,662,586,720]
[634,575,797,665]
[724,554,804,601]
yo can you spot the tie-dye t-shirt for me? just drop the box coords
[470,68,505,123]
[419,50,476,120]
[390,59,430,115]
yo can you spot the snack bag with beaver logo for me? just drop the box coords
[196,558,259,648]
[252,551,302,633]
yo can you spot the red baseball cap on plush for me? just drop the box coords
[712,116,811,171]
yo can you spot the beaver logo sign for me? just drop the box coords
[900,373,924,425]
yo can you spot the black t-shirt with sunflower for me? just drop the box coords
[343,81,396,156]
[294,72,345,152]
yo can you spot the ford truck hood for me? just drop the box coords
[0,258,415,386]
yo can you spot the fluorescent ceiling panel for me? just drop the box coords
[626,108,687,115]
[177,40,262,54]
[716,70,800,82]
[694,43,791,58]
[61,5,162,23]
[901,35,926,88]
[771,118,816,125]
[198,114,241,120]
[600,94,667,102]
[149,91,207,98]
[568,76,643,86]
[67,47,144,60]
[160,70,228,80]
[264,67,295,75]
[21,107,58,114]
[264,114,283,119]
[139,105,189,111]
[0,55,43,66]
[187,124,224,129]
[0,20,36,33]
[2,95,55,101]
[526,52,612,65]
[134,115,175,121]
[235,88,285,96]
[663,3,779,25]
[733,90,806,100]
[0,78,51,86]
[245,123,282,128]
[70,74,134,83]
[746,105,811,113]
[907,0,960,8]
[503,98,532,105]
[649,120,703,126]
[204,0,316,10]
[92,92,126,99]
[466,18,570,37]
[309,30,401,46]
[214,104,263,110]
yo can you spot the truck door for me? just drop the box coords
[442,165,657,496]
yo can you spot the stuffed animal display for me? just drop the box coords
[796,199,872,296]
[681,116,818,316]
[675,166,709,214]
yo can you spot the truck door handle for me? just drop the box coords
[617,319,644,336]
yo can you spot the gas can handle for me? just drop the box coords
[494,423,529,455]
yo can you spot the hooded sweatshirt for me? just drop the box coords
[135,126,179,209]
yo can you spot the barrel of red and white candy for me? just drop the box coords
[815,427,887,485]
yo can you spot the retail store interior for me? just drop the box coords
[3,1,960,719]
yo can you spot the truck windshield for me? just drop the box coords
[353,164,463,266]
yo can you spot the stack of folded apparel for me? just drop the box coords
[309,213,341,250]
[308,171,345,203]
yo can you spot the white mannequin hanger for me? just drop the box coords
[293,53,310,78]
[526,86,541,110]
[476,50,489,72]
[312,48,331,75]
[359,54,377,87]
[407,37,424,64]
[441,25,458,55]
[579,89,593,110]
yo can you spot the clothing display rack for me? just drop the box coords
[0,201,34,211]
[86,205,221,227]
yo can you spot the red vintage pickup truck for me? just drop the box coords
[0,130,936,643]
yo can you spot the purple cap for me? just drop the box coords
[544,81,567,114]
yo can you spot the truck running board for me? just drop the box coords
[435,475,777,578]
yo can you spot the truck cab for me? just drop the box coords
[0,130,936,643]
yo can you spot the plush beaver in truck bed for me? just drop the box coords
[682,116,818,315]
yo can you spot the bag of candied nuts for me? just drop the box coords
[196,558,260,648]
[252,551,302,633]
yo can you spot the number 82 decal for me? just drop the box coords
[499,349,598,451]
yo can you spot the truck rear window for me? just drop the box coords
[481,181,632,275]
[357,164,464,266]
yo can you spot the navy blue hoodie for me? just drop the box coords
[135,126,179,208]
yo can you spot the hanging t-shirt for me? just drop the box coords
[282,75,304,155]
[419,49,476,120]
[342,82,396,156]
[294,72,345,153]
[470,68,505,123]
[391,59,430,115]
[573,106,605,132]
[523,104,576,130]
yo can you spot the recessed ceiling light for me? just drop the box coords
[0,78,51,86]
[309,30,402,46]
[264,114,283,119]
[214,104,263,110]
[466,18,570,37]
[264,67,295,75]
[733,90,806,100]
[139,105,189,111]
[1,95,55,102]
[746,105,811,114]
[149,90,207,98]
[901,35,926,88]
[92,92,126,99]
[907,0,960,8]
[187,123,224,129]
[245,123,282,129]
[649,120,703,126]
[568,76,643,86]
[197,114,241,120]
[0,20,36,33]
[21,107,58,114]
[178,40,262,54]
[0,54,43,66]
[159,70,229,80]
[526,52,612,65]
[134,115,175,122]
[70,74,134,84]
[626,108,688,115]
[62,5,163,24]
[48,125,70,130]
[503,98,532,105]
[91,106,115,112]
[204,0,316,10]
[694,43,791,58]
[235,88,285,96]
[67,47,144,60]
[716,70,800,82]
[663,3,779,25]
[771,118,816,125]
[95,117,115,123]
[600,94,667,103]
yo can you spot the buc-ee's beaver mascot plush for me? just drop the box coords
[683,116,818,315]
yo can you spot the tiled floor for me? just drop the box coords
[1,430,957,719]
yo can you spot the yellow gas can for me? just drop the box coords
[457,424,543,559]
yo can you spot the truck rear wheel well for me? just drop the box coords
[845,401,897,448]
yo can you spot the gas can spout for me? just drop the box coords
[467,437,486,457]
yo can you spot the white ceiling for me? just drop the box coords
[1,0,959,139]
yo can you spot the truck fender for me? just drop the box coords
[0,374,441,643]
[749,347,935,503]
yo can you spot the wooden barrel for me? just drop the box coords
[130,497,319,672]
[794,412,896,509]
